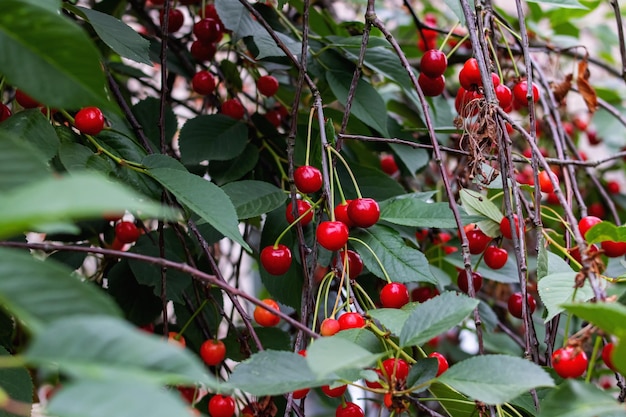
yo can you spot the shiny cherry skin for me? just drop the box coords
[260,244,292,275]
[420,49,448,78]
[457,270,483,294]
[159,8,184,33]
[500,214,524,240]
[483,246,508,269]
[411,286,439,303]
[321,384,347,398]
[336,402,364,417]
[578,216,602,238]
[200,339,226,366]
[418,73,446,97]
[0,103,11,122]
[257,75,280,97]
[294,165,323,194]
[380,154,399,175]
[552,346,588,379]
[15,89,40,108]
[208,395,236,417]
[221,98,245,120]
[334,249,363,279]
[338,312,365,330]
[347,198,380,228]
[381,358,410,383]
[507,292,537,319]
[601,240,626,257]
[495,84,513,110]
[193,17,222,44]
[464,224,491,255]
[191,70,216,95]
[75,107,105,136]
[285,200,313,226]
[115,221,140,244]
[602,342,617,372]
[428,352,449,376]
[316,221,349,251]
[458,58,481,90]
[380,282,410,309]
[538,170,559,193]
[512,80,539,106]
[334,200,354,227]
[253,299,280,327]
[190,40,217,62]
[320,318,341,336]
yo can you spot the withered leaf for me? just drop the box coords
[551,73,573,105]
[577,58,598,114]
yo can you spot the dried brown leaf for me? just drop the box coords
[551,73,573,105]
[577,59,598,114]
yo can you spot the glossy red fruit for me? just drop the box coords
[420,49,448,78]
[254,299,280,327]
[380,154,398,175]
[0,103,12,122]
[336,402,364,417]
[428,352,449,376]
[334,200,354,227]
[115,221,140,244]
[257,75,280,97]
[458,58,481,91]
[15,90,39,108]
[316,221,349,251]
[347,198,380,228]
[411,286,439,303]
[294,165,323,194]
[512,80,539,107]
[538,170,559,193]
[455,87,482,117]
[320,318,341,336]
[418,73,446,97]
[265,109,282,127]
[569,243,599,264]
[159,8,184,33]
[588,202,605,219]
[168,331,186,347]
[200,339,226,366]
[365,369,384,389]
[208,395,235,417]
[75,107,105,136]
[552,346,588,379]
[321,384,347,398]
[286,200,313,226]
[500,214,523,240]
[382,358,410,383]
[335,249,363,279]
[483,246,508,269]
[380,282,410,309]
[260,244,292,275]
[606,181,620,195]
[193,18,222,44]
[192,71,216,95]
[578,216,602,239]
[464,224,491,255]
[601,240,626,257]
[602,342,617,372]
[457,270,483,294]
[221,98,245,120]
[507,292,537,319]
[190,40,217,62]
[495,84,513,110]
[338,312,365,330]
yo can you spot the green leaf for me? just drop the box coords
[25,316,223,389]
[442,251,520,284]
[561,303,626,340]
[72,6,151,65]
[0,173,178,240]
[584,221,626,245]
[131,98,178,151]
[400,292,479,347]
[438,355,554,405]
[538,380,625,417]
[222,180,287,220]
[179,115,248,165]
[337,162,405,201]
[351,225,437,285]
[0,109,59,160]
[428,382,478,417]
[406,357,438,391]
[0,1,110,109]
[326,71,389,137]
[0,346,32,417]
[228,350,324,395]
[526,0,587,9]
[380,196,484,228]
[306,336,380,379]
[0,248,122,334]
[538,272,594,321]
[209,143,260,186]
[333,328,385,353]
[459,189,503,237]
[48,380,193,417]
[0,130,50,192]
[148,168,251,252]
[367,304,416,337]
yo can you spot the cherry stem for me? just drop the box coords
[201,0,206,18]
[273,198,321,248]
[487,36,504,83]
[368,323,419,363]
[445,33,469,60]
[348,237,391,283]
[585,335,603,383]
[326,145,362,199]
[334,166,348,204]
[438,21,459,53]
[314,271,336,328]
[177,299,209,338]
[305,106,315,166]
[352,282,377,310]
[495,19,521,78]
[262,139,289,182]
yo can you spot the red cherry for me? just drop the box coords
[602,343,617,372]
[321,384,347,398]
[260,244,292,275]
[334,200,354,227]
[380,154,399,175]
[538,170,558,193]
[428,352,449,376]
[338,312,365,330]
[491,73,501,87]
[190,40,217,62]
[507,292,537,319]
[552,346,588,379]
[294,165,323,194]
[458,58,481,91]
[335,249,363,279]
[606,181,620,195]
[483,246,508,270]
[500,214,524,240]
[495,84,513,110]
[265,109,282,127]
[380,282,410,309]
[257,75,280,97]
[75,107,105,136]
[192,71,216,95]
[0,103,12,122]
[193,18,222,44]
[588,202,605,219]
[200,339,226,366]
[15,89,40,108]
[455,87,482,117]
[285,200,313,226]
[587,129,602,145]
[464,224,491,254]
[178,386,199,404]
[168,331,186,347]
[365,369,384,389]
[336,402,364,417]
[320,318,341,336]
[316,221,349,251]
[159,8,184,33]
[573,116,588,132]
[208,395,235,417]
[115,221,140,244]
[601,240,626,257]
[221,98,245,120]
[347,198,380,228]
[578,216,602,239]
[512,80,539,107]
[420,49,448,78]
[410,286,439,303]
[457,270,483,294]
[569,243,599,264]
[418,73,446,97]
[381,358,410,383]
[253,299,280,327]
